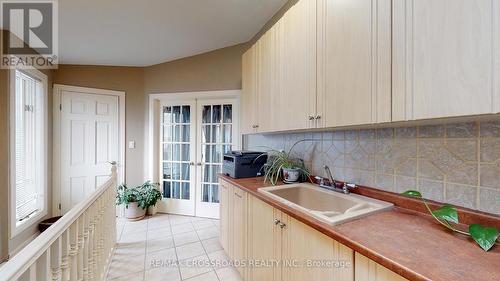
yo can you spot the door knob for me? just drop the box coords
[279,222,286,229]
[274,218,281,225]
[189,162,195,166]
[308,114,315,120]
[196,162,202,166]
[108,161,117,165]
[315,115,321,120]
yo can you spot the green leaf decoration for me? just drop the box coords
[401,190,422,198]
[469,224,500,251]
[431,205,459,224]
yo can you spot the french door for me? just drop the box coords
[157,98,238,218]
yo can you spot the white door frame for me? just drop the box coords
[52,84,126,215]
[147,90,240,216]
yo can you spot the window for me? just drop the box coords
[10,69,48,236]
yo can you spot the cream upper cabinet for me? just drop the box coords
[355,253,408,281]
[241,46,258,134]
[392,0,500,121]
[256,31,278,133]
[279,0,317,130]
[281,214,354,281]
[317,0,392,127]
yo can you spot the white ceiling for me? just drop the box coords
[56,0,286,66]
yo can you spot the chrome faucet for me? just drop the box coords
[315,165,357,194]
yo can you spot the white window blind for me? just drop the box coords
[14,70,43,223]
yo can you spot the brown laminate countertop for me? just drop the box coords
[219,175,500,281]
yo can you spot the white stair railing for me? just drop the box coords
[0,165,118,281]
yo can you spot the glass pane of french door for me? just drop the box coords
[196,100,238,218]
[158,102,196,216]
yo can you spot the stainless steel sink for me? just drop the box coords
[258,183,393,225]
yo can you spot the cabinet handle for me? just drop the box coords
[274,219,281,225]
[279,222,286,229]
[315,115,321,120]
[308,115,315,121]
[234,192,242,198]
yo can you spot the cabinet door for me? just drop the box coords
[355,253,408,281]
[317,0,392,127]
[280,0,317,130]
[392,0,500,120]
[247,195,282,281]
[219,180,231,252]
[281,215,354,281]
[256,31,278,133]
[241,45,258,134]
[232,187,248,278]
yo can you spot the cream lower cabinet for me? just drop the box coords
[219,180,230,251]
[355,253,408,281]
[280,214,354,281]
[220,179,406,281]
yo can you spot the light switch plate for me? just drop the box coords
[128,140,135,149]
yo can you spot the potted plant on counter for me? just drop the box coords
[258,140,310,185]
[116,181,162,221]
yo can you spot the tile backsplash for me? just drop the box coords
[243,120,500,215]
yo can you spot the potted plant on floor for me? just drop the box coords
[116,181,162,221]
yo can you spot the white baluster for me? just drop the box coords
[50,238,62,281]
[77,216,85,281]
[18,263,36,281]
[82,210,90,281]
[60,231,70,281]
[69,222,78,281]
[36,250,51,281]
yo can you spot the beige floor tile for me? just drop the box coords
[171,223,195,235]
[107,254,145,280]
[145,248,177,271]
[114,241,146,257]
[192,220,214,230]
[212,220,220,228]
[147,236,175,253]
[147,219,171,231]
[185,270,219,281]
[107,270,144,281]
[176,242,206,261]
[196,226,219,241]
[147,225,172,240]
[169,215,194,225]
[145,265,181,281]
[201,237,222,254]
[173,231,199,247]
[208,250,230,269]
[178,254,212,280]
[216,266,243,281]
[119,231,148,243]
[122,224,148,234]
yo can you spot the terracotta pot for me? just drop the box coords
[125,202,146,221]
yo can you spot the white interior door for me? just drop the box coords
[60,91,119,213]
[157,102,197,216]
[195,100,238,218]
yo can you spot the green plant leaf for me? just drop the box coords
[401,190,422,198]
[469,224,500,251]
[431,205,459,224]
